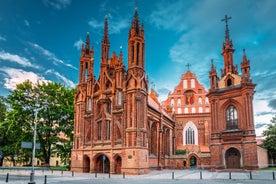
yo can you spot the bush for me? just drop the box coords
[176,149,187,155]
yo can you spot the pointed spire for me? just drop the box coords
[129,6,141,37]
[102,12,109,44]
[85,32,90,49]
[242,48,248,63]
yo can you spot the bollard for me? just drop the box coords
[229,172,231,179]
[43,169,44,173]
[249,171,252,180]
[109,172,111,178]
[72,171,74,177]
[5,173,9,183]
[200,170,202,179]
[51,170,53,174]
[172,172,174,180]
[95,172,97,178]
[273,171,275,180]
[123,172,125,179]
[61,170,63,175]
[44,175,47,184]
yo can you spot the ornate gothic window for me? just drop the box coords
[106,120,110,140]
[226,105,238,130]
[118,91,122,105]
[185,127,195,144]
[87,97,92,111]
[183,121,198,145]
[97,121,102,140]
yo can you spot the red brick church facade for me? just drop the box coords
[71,10,258,174]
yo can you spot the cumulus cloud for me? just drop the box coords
[74,38,84,50]
[88,15,129,34]
[0,36,6,41]
[45,69,75,88]
[0,68,48,90]
[43,0,72,10]
[28,42,78,70]
[0,50,40,69]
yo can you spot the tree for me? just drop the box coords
[6,80,74,166]
[262,115,276,165]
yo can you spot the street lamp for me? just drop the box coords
[25,91,47,184]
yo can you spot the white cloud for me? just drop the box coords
[29,42,78,70]
[0,68,48,90]
[0,50,40,69]
[88,15,129,34]
[74,38,84,50]
[24,20,30,27]
[43,0,72,10]
[45,69,75,88]
[0,36,6,41]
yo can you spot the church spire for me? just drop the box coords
[221,15,237,77]
[241,49,252,83]
[101,13,110,66]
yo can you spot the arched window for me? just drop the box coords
[192,107,195,113]
[198,97,202,105]
[227,78,232,87]
[186,127,194,144]
[183,80,187,89]
[177,98,181,107]
[183,121,198,145]
[170,99,174,107]
[205,97,209,105]
[177,107,182,114]
[199,107,203,113]
[184,107,188,113]
[97,121,102,140]
[226,105,238,130]
[191,79,195,88]
[117,91,122,105]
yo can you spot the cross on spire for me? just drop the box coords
[221,15,232,41]
[186,63,191,70]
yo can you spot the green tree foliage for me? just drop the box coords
[262,115,276,163]
[6,80,74,166]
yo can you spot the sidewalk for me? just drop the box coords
[0,169,275,184]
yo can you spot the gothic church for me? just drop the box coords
[71,9,258,174]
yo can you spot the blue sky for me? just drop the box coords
[0,0,276,135]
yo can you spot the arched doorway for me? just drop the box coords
[95,154,110,173]
[114,155,122,174]
[83,155,90,173]
[225,148,241,169]
[190,156,197,168]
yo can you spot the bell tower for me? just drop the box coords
[207,15,258,170]
[122,7,149,174]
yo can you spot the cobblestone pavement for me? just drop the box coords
[0,169,275,184]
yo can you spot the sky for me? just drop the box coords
[0,0,276,136]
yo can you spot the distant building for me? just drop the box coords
[71,10,259,174]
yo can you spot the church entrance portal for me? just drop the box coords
[83,155,90,173]
[190,156,197,168]
[95,155,110,173]
[114,156,122,174]
[225,148,241,169]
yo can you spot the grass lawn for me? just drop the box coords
[261,167,276,170]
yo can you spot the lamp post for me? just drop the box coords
[25,91,47,184]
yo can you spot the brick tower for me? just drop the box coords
[71,8,151,174]
[122,8,149,174]
[207,15,258,169]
